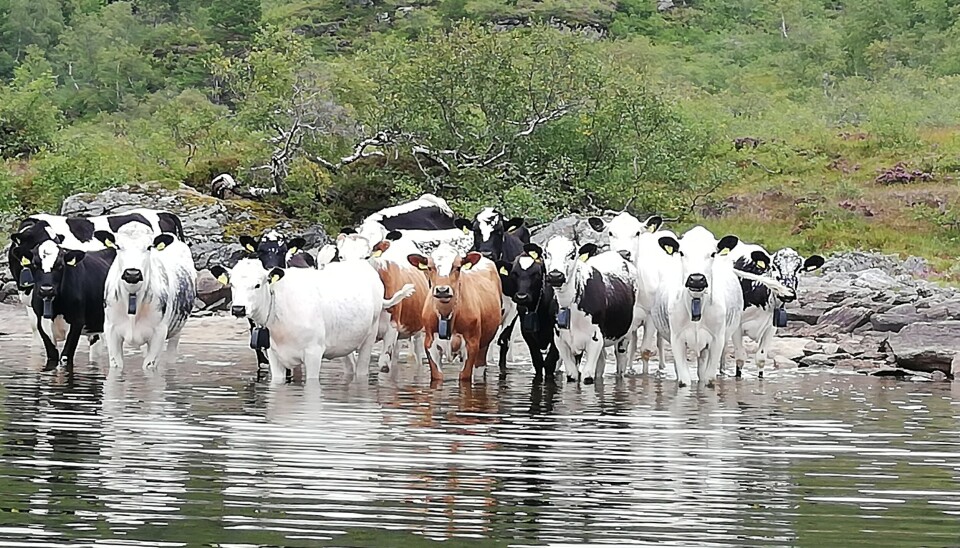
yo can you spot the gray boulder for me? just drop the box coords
[885,321,960,376]
[530,214,607,247]
[814,305,873,333]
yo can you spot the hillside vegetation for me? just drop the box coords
[1,0,959,274]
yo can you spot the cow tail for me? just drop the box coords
[383,283,416,308]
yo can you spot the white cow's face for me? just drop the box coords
[95,224,175,292]
[770,248,825,302]
[588,213,663,261]
[543,236,578,287]
[336,233,372,261]
[660,227,738,298]
[212,258,268,318]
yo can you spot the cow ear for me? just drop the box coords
[496,260,511,277]
[153,233,175,251]
[371,240,390,257]
[94,230,116,249]
[407,254,429,270]
[268,267,285,285]
[385,230,402,241]
[716,235,739,256]
[63,250,86,266]
[462,251,483,270]
[750,250,771,271]
[336,233,346,244]
[9,233,21,247]
[238,235,257,254]
[658,236,680,256]
[339,226,357,235]
[54,234,65,245]
[210,265,229,285]
[578,243,599,262]
[644,215,664,232]
[587,217,606,233]
[454,218,472,235]
[286,237,306,255]
[505,217,525,233]
[804,255,825,272]
[316,244,337,265]
[523,243,544,262]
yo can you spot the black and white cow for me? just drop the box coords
[97,224,197,369]
[730,244,824,378]
[542,236,641,384]
[454,207,532,371]
[22,240,116,370]
[8,209,184,346]
[496,243,560,380]
[355,194,472,256]
[238,229,314,270]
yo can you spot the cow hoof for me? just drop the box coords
[706,380,716,389]
[758,371,764,379]
[735,368,742,378]
[566,375,577,383]
[380,365,390,374]
[583,376,594,385]
[42,361,58,372]
[678,381,688,388]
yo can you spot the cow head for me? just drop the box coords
[407,244,483,318]
[336,232,373,261]
[588,213,663,262]
[769,248,825,303]
[455,207,525,261]
[96,225,176,292]
[542,236,598,288]
[9,226,64,290]
[210,258,275,319]
[658,228,739,299]
[238,230,307,270]
[501,243,548,309]
[29,240,87,307]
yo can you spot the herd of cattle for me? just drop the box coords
[6,194,825,386]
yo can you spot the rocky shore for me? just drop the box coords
[2,188,958,380]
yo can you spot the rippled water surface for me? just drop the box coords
[1,315,960,546]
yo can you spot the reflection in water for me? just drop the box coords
[0,331,958,545]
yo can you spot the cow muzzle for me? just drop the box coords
[618,250,632,261]
[479,250,496,260]
[231,305,246,318]
[433,285,453,302]
[514,292,531,303]
[121,268,143,284]
[545,270,566,286]
[38,285,55,298]
[685,274,708,291]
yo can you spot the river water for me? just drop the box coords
[0,309,959,546]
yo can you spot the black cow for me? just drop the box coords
[496,243,560,380]
[23,240,116,370]
[362,194,457,231]
[238,230,312,270]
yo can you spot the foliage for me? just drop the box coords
[0,47,61,158]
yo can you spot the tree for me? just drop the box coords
[208,0,261,49]
[0,46,61,158]
[0,0,64,77]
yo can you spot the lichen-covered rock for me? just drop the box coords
[59,182,329,272]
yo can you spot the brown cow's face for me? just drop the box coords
[408,244,482,318]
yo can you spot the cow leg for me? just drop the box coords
[497,317,517,375]
[460,340,480,383]
[702,337,723,387]
[105,323,124,370]
[379,325,400,373]
[355,330,376,379]
[615,333,635,377]
[522,329,545,379]
[579,331,604,385]
[670,334,692,387]
[425,332,444,383]
[88,334,102,363]
[248,319,269,369]
[303,346,323,381]
[731,325,747,378]
[36,314,60,371]
[59,322,84,369]
[163,332,182,365]
[266,350,288,384]
[556,335,578,382]
[411,332,426,369]
[639,318,657,375]
[756,327,775,379]
[141,325,169,370]
[23,297,43,347]
[544,342,560,378]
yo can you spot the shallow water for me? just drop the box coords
[1,313,959,546]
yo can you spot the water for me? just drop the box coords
[1,311,960,546]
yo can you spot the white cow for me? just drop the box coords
[651,226,744,387]
[588,212,677,374]
[217,258,415,382]
[542,236,642,384]
[729,243,824,378]
[97,224,197,369]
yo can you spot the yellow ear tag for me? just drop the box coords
[528,251,539,260]
[499,266,508,275]
[719,248,731,256]
[579,253,589,262]
[418,262,428,271]
[245,244,256,252]
[104,240,115,248]
[462,262,473,271]
[20,257,30,266]
[756,260,766,269]
[288,247,298,255]
[155,242,166,251]
[461,226,470,235]
[664,245,674,255]
[66,258,77,266]
[270,274,281,284]
[217,274,228,285]
[371,250,383,258]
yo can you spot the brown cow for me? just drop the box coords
[407,244,502,383]
[369,239,431,373]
